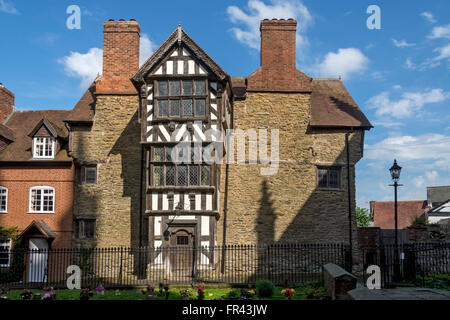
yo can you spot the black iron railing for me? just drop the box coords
[0,243,351,288]
[361,242,450,288]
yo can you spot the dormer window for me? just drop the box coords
[33,136,55,159]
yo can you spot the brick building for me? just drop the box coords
[0,83,75,252]
[1,18,372,261]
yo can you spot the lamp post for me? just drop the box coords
[389,159,402,282]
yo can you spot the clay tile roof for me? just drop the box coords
[0,109,72,161]
[0,124,15,142]
[66,80,96,122]
[231,77,247,100]
[371,200,429,229]
[309,79,372,129]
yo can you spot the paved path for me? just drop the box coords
[349,286,450,300]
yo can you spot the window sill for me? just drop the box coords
[316,187,343,192]
[28,211,55,214]
[147,186,215,192]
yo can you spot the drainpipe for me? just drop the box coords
[138,145,144,248]
[221,86,234,274]
[345,128,354,271]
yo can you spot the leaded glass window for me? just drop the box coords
[153,166,163,186]
[158,81,168,96]
[195,99,206,116]
[182,80,193,95]
[169,80,180,96]
[178,165,187,186]
[155,79,207,119]
[201,166,210,185]
[195,80,206,95]
[182,99,193,116]
[166,166,175,185]
[170,100,180,116]
[153,147,164,161]
[158,100,169,117]
[189,165,199,185]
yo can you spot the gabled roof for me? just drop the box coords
[230,77,373,129]
[18,220,57,239]
[427,199,450,216]
[65,80,96,123]
[371,200,429,229]
[309,79,372,129]
[132,25,229,85]
[0,110,72,161]
[28,118,59,138]
[0,124,15,142]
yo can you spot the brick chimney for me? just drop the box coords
[0,83,14,124]
[96,19,140,94]
[247,19,311,93]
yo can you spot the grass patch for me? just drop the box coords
[3,282,327,300]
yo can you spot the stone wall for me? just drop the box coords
[71,94,144,248]
[219,92,363,253]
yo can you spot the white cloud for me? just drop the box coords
[428,24,450,39]
[365,133,450,162]
[58,48,102,89]
[405,58,416,70]
[0,0,17,14]
[367,88,449,118]
[58,34,157,88]
[420,11,436,23]
[226,0,313,58]
[139,33,157,66]
[434,44,450,61]
[371,120,404,128]
[392,39,416,48]
[313,48,369,79]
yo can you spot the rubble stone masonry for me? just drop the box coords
[219,92,362,250]
[70,95,142,248]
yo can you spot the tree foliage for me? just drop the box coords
[356,207,371,227]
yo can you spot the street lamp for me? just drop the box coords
[389,159,402,282]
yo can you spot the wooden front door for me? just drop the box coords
[169,229,195,276]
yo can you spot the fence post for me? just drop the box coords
[119,247,123,286]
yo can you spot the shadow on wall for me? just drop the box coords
[109,110,146,278]
[251,130,361,281]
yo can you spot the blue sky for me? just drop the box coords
[1,0,450,209]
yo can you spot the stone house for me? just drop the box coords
[1,18,372,256]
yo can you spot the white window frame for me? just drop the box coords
[0,186,7,213]
[0,238,12,267]
[29,186,55,213]
[33,136,56,159]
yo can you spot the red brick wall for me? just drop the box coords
[96,19,140,94]
[0,163,75,248]
[0,85,14,123]
[247,19,312,93]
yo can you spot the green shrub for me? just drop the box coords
[415,273,450,289]
[255,280,274,298]
[225,290,241,300]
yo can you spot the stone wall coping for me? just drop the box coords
[324,263,357,280]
